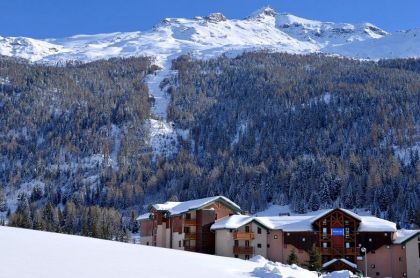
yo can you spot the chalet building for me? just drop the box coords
[136,196,242,254]
[138,197,420,278]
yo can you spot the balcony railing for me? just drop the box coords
[233,231,255,240]
[320,247,357,256]
[184,232,197,240]
[233,246,254,255]
[184,219,197,226]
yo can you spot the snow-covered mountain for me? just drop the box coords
[0,7,418,65]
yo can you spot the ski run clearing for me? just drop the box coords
[0,226,353,278]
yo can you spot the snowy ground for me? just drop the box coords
[0,226,321,278]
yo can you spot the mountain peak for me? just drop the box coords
[204,13,227,23]
[249,6,278,19]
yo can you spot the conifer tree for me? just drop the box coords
[306,244,322,271]
[287,249,299,265]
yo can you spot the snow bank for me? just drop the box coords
[249,255,318,278]
[0,226,317,278]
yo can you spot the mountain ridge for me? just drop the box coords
[0,7,419,64]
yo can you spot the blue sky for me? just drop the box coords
[1,0,419,38]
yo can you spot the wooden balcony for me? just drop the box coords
[184,219,197,226]
[320,247,357,256]
[233,231,255,240]
[184,232,197,240]
[233,246,254,255]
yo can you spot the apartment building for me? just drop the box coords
[137,196,242,254]
[138,197,420,277]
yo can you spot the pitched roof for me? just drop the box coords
[136,212,151,221]
[257,216,314,232]
[393,229,420,244]
[322,258,358,270]
[358,216,396,232]
[211,215,271,230]
[310,208,362,223]
[211,207,397,232]
[149,196,242,217]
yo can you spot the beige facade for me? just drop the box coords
[405,235,420,278]
[214,220,268,259]
[215,229,235,257]
[140,235,153,246]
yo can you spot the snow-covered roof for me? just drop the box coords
[310,208,362,223]
[136,213,151,221]
[258,216,314,232]
[168,196,241,216]
[358,216,396,232]
[212,207,396,232]
[211,215,271,230]
[152,202,181,211]
[393,229,420,244]
[149,196,241,217]
[322,258,358,270]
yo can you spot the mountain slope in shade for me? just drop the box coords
[0,7,418,64]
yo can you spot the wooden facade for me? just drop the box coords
[312,209,360,263]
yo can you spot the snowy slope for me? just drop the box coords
[0,226,318,278]
[329,28,420,59]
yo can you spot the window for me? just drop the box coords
[267,244,270,248]
[274,235,278,239]
[402,272,407,277]
[323,242,328,248]
[229,229,233,233]
[384,233,387,236]
[245,240,250,247]
[399,257,403,262]
[369,238,372,242]
[375,272,380,276]
[345,242,350,248]
[245,226,250,233]
[257,243,262,248]
[184,227,190,234]
[245,255,250,260]
[322,228,327,235]
[146,242,149,246]
[234,240,239,247]
[178,240,182,247]
[345,228,350,238]
[267,230,270,235]
[185,213,191,220]
[257,227,262,234]
[214,214,218,220]
[371,264,376,269]
[302,237,306,242]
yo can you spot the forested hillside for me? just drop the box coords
[165,53,420,226]
[0,56,154,237]
[1,53,419,238]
